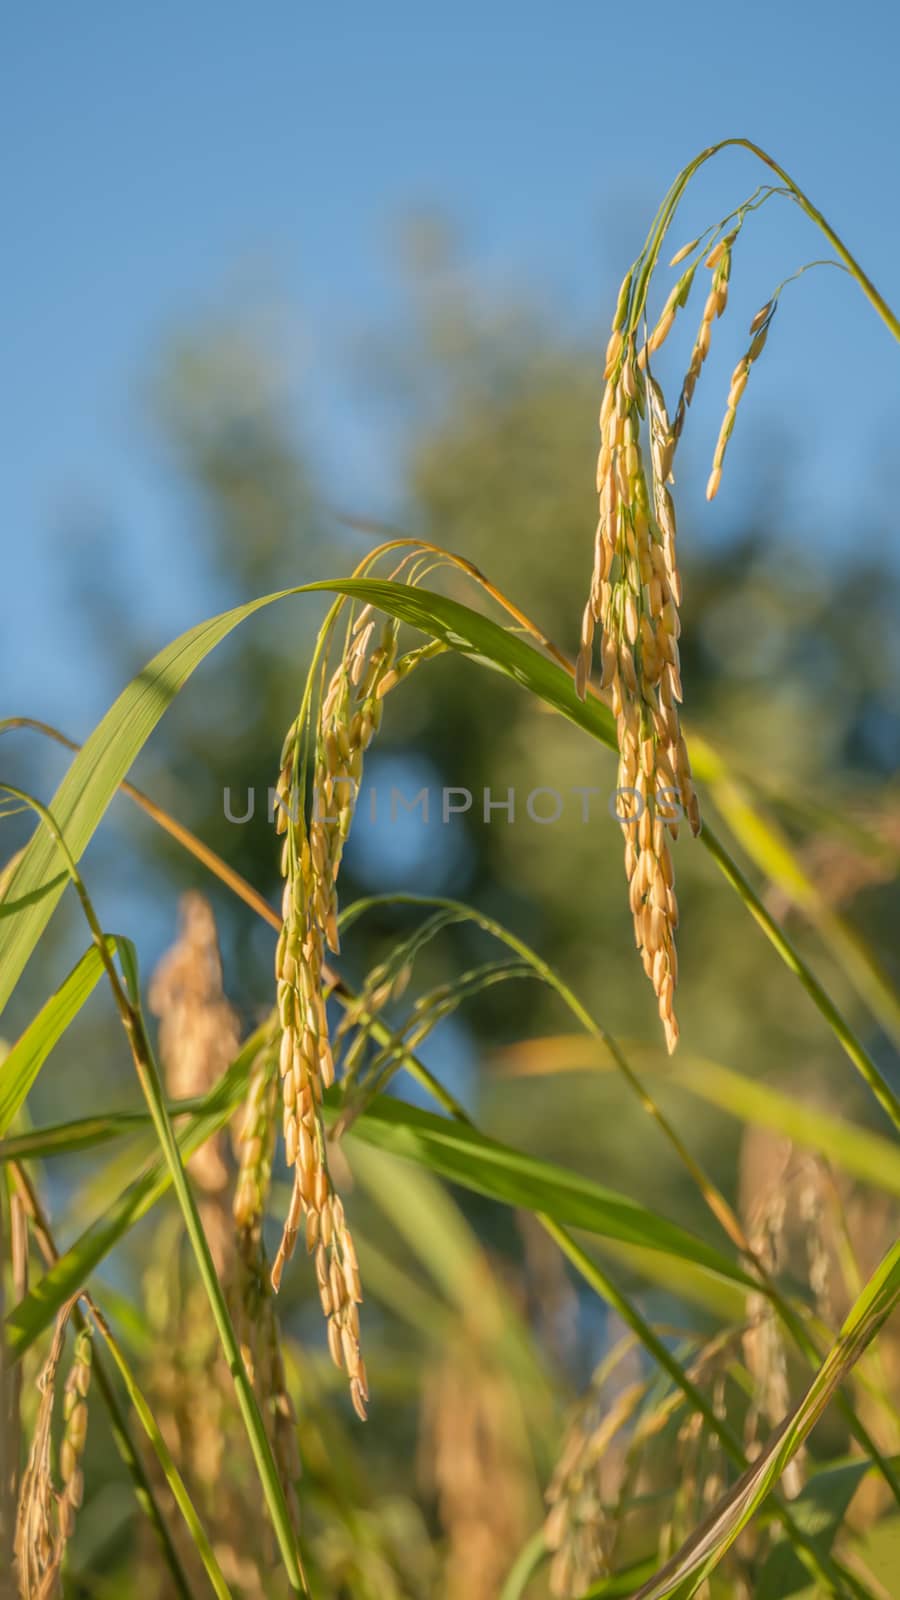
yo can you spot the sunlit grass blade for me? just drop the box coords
[627,1241,900,1600]
[546,1221,867,1599]
[384,1021,885,1598]
[111,938,309,1597]
[345,1096,754,1290]
[5,1076,756,1364]
[0,1112,173,1162]
[3,575,897,1130]
[4,1029,264,1359]
[498,1529,550,1600]
[2,781,309,1597]
[754,1454,900,1600]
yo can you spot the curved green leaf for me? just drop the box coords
[5,1072,753,1361]
[755,1454,900,1600]
[0,577,614,1020]
[629,1241,900,1599]
[347,1095,754,1290]
[3,575,896,1130]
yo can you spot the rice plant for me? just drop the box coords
[2,139,898,1599]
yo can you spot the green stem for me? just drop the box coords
[1,786,310,1599]
[10,1162,196,1600]
[498,1528,547,1600]
[87,1297,234,1600]
[634,138,900,342]
[701,821,900,1134]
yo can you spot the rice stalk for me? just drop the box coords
[1,784,308,1595]
[8,1162,198,1600]
[149,904,302,1585]
[2,1178,27,1574]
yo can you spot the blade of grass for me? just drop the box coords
[362,1032,876,1598]
[339,896,900,1507]
[344,1095,755,1290]
[627,1240,900,1600]
[755,1454,900,1600]
[3,575,896,1132]
[0,940,117,1133]
[10,1162,210,1600]
[498,1528,548,1600]
[4,1076,758,1362]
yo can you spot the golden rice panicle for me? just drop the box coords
[581,309,700,1052]
[14,1302,91,1599]
[707,300,775,500]
[230,1047,304,1538]
[272,616,410,1418]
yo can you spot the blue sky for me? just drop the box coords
[4,1,899,732]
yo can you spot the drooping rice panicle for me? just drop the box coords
[270,623,400,1420]
[233,1034,281,1247]
[14,1299,91,1600]
[271,580,444,1418]
[739,1127,805,1499]
[57,1327,93,1544]
[577,182,812,1050]
[577,285,700,1052]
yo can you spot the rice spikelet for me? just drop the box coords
[739,1128,804,1498]
[673,231,735,441]
[706,301,775,499]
